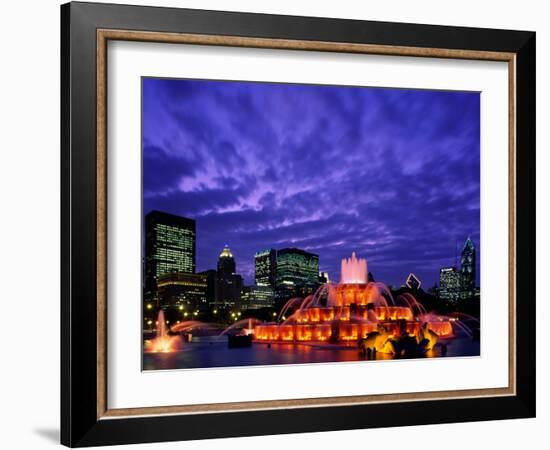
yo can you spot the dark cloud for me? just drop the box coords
[143,145,197,193]
[143,78,480,286]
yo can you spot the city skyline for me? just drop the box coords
[145,207,478,292]
[143,78,480,287]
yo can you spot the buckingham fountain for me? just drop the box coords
[252,253,455,356]
[145,253,477,361]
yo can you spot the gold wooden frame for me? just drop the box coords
[96,29,516,420]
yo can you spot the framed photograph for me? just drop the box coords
[61,2,536,447]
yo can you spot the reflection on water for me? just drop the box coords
[143,336,480,371]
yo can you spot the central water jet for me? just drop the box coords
[341,252,368,284]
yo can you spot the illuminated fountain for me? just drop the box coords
[253,252,459,356]
[145,311,219,353]
[144,310,182,353]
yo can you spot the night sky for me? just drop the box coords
[143,78,480,288]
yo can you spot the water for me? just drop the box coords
[143,336,480,371]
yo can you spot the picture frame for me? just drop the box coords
[61,1,535,447]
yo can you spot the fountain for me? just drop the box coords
[144,310,182,353]
[341,252,368,284]
[253,253,461,356]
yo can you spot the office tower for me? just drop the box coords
[276,248,319,286]
[439,266,461,302]
[156,272,208,311]
[199,269,218,305]
[275,248,319,302]
[215,245,243,308]
[254,249,277,287]
[460,237,476,299]
[241,284,275,309]
[145,210,196,292]
[217,245,236,276]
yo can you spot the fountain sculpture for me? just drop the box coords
[253,252,456,355]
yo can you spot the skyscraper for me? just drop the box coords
[145,210,196,292]
[439,267,461,302]
[276,248,319,286]
[214,245,243,308]
[460,237,476,299]
[217,245,236,276]
[275,248,319,302]
[254,249,277,287]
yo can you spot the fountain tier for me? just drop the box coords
[253,253,455,349]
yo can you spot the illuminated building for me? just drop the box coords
[460,237,476,299]
[145,210,195,292]
[199,269,217,304]
[241,284,275,309]
[217,245,236,276]
[254,249,277,287]
[275,248,319,302]
[157,272,208,311]
[406,273,422,291]
[214,245,243,308]
[276,248,319,285]
[439,267,460,302]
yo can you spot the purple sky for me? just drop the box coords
[143,78,480,288]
